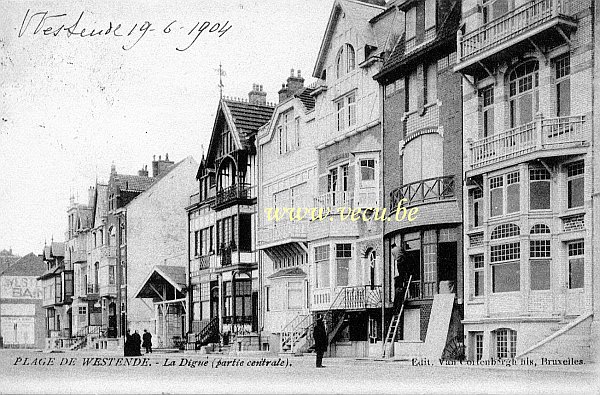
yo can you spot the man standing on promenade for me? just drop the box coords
[313,315,327,368]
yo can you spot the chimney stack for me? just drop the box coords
[279,69,305,102]
[248,83,267,105]
[152,154,175,177]
[88,186,95,207]
[138,165,149,177]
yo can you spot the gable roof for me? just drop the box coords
[313,0,386,78]
[114,173,155,192]
[92,184,108,227]
[1,253,44,277]
[374,0,460,82]
[205,98,275,164]
[133,265,187,299]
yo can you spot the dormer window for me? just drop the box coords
[335,44,356,78]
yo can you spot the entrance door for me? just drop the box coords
[210,282,219,320]
[251,291,258,333]
[108,302,117,338]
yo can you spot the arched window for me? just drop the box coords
[402,132,443,185]
[336,46,344,78]
[509,60,539,128]
[530,224,550,234]
[346,44,355,73]
[490,223,520,240]
[335,44,356,78]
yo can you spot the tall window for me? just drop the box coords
[489,171,520,217]
[423,230,437,297]
[490,242,520,293]
[568,241,584,289]
[424,62,437,105]
[529,240,550,290]
[481,85,494,138]
[369,250,377,287]
[336,93,356,131]
[554,54,571,117]
[359,159,375,186]
[315,245,330,289]
[474,332,484,362]
[529,168,551,210]
[278,110,296,155]
[566,161,584,209]
[494,328,517,359]
[509,61,539,128]
[469,187,483,229]
[108,265,115,285]
[235,280,252,319]
[472,255,484,298]
[336,244,351,287]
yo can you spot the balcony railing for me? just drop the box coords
[469,115,586,169]
[257,221,308,246]
[389,175,455,210]
[313,285,382,311]
[458,0,573,64]
[313,191,354,210]
[214,183,252,208]
[191,254,213,276]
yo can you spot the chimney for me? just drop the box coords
[278,83,289,103]
[152,154,175,177]
[279,69,305,102]
[248,83,267,105]
[286,69,304,96]
[138,165,149,177]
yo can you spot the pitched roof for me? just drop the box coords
[133,265,186,299]
[223,99,275,133]
[155,265,186,287]
[1,253,44,277]
[294,87,316,111]
[114,173,155,192]
[50,242,64,257]
[313,0,386,77]
[38,265,61,280]
[268,267,307,279]
[374,0,460,81]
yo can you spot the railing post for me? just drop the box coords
[457,29,462,62]
[535,112,544,149]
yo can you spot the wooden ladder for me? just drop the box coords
[382,275,412,358]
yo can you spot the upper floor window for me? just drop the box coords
[335,44,356,78]
[490,242,520,293]
[469,187,483,229]
[278,110,298,155]
[530,168,551,210]
[336,93,356,131]
[480,85,494,138]
[489,171,520,217]
[335,243,351,287]
[424,63,437,105]
[554,54,571,117]
[509,60,539,128]
[402,133,443,185]
[566,160,584,209]
[315,245,330,289]
[482,0,510,24]
[405,0,436,50]
[568,241,584,289]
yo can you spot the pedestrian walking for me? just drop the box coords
[142,329,153,354]
[313,315,327,368]
[132,330,142,356]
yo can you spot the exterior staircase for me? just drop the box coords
[69,325,101,351]
[186,317,219,351]
[280,314,312,355]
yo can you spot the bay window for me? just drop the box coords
[529,240,550,291]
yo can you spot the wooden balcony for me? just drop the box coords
[389,176,456,210]
[257,221,308,249]
[468,115,587,173]
[311,286,382,312]
[313,191,354,209]
[456,0,577,74]
[214,183,253,210]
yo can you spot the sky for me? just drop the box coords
[0,0,336,256]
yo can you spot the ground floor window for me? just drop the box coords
[469,331,484,361]
[568,241,584,289]
[494,328,517,359]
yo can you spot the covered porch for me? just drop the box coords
[134,265,187,349]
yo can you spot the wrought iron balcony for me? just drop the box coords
[214,183,252,209]
[389,175,456,210]
[312,285,382,311]
[456,0,576,73]
[469,115,587,170]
